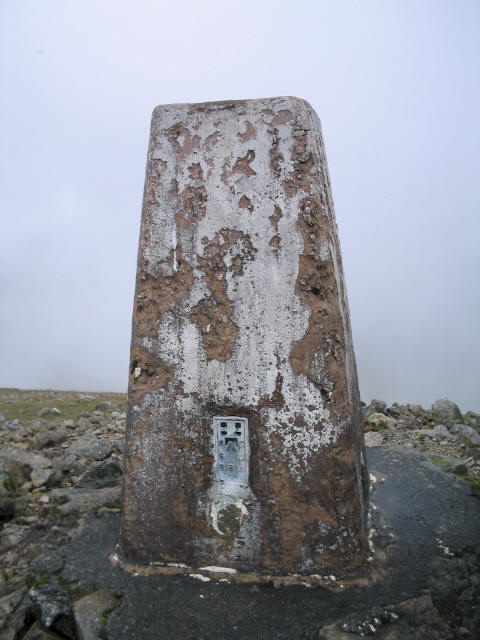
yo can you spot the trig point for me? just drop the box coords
[119,96,368,575]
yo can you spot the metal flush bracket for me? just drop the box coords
[213,416,249,485]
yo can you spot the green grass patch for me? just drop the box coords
[0,389,126,423]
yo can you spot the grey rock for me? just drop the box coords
[31,467,55,488]
[366,412,396,430]
[79,395,94,402]
[38,407,61,418]
[450,462,468,475]
[32,429,68,451]
[31,551,64,576]
[95,401,112,411]
[0,523,28,553]
[365,431,383,447]
[432,398,463,426]
[362,399,387,420]
[89,411,104,424]
[60,453,90,478]
[415,425,455,442]
[451,424,480,446]
[29,577,70,628]
[73,589,119,640]
[75,458,123,489]
[0,415,5,423]
[68,437,112,461]
[62,419,74,428]
[23,621,65,639]
[110,411,120,419]
[76,417,91,429]
[0,591,33,640]
[0,588,26,623]
[463,410,480,428]
[50,486,121,517]
[0,450,52,472]
[0,497,15,520]
[112,440,124,454]
[318,595,451,640]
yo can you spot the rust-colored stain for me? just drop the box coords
[191,229,256,361]
[238,194,254,213]
[133,253,194,338]
[232,149,256,176]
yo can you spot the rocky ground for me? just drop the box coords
[0,389,479,639]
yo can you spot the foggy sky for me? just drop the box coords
[1,0,479,412]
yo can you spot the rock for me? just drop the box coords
[415,425,455,442]
[451,424,480,446]
[32,430,68,451]
[362,399,387,420]
[31,467,55,488]
[0,523,28,553]
[0,415,5,423]
[365,432,383,447]
[432,399,463,426]
[95,401,112,411]
[73,589,119,640]
[76,417,91,429]
[0,450,52,472]
[89,411,104,424]
[31,551,64,577]
[318,595,451,639]
[28,577,70,628]
[79,395,94,402]
[463,411,480,428]
[450,462,468,476]
[62,419,74,429]
[0,497,15,520]
[50,486,121,517]
[0,590,34,640]
[112,440,124,454]
[75,458,123,489]
[366,413,396,430]
[0,588,26,623]
[61,453,90,478]
[23,621,65,639]
[67,437,112,461]
[38,408,61,418]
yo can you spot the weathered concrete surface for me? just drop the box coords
[120,97,368,573]
[58,448,480,639]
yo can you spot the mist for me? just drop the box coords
[1,0,479,412]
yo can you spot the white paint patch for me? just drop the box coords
[171,224,177,273]
[199,566,237,574]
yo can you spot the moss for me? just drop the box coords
[217,504,242,537]
[429,455,450,469]
[100,595,123,637]
[364,424,387,433]
[3,470,20,493]
[461,475,480,493]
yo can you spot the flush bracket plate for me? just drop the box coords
[213,416,249,484]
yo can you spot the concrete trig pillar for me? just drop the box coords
[119,96,369,575]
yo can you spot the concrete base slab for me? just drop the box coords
[56,447,480,639]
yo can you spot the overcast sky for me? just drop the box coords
[1,0,479,412]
